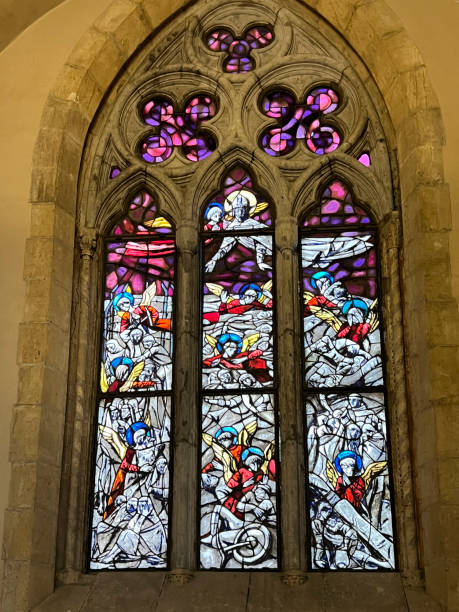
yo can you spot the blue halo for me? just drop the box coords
[126,421,151,446]
[342,298,369,315]
[241,446,265,461]
[240,283,262,299]
[334,450,362,473]
[204,201,224,220]
[113,291,134,311]
[110,356,133,374]
[311,271,334,289]
[216,333,243,354]
[216,426,238,444]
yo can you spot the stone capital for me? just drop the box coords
[78,228,98,259]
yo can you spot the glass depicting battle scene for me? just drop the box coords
[90,191,174,570]
[200,168,279,569]
[302,182,395,571]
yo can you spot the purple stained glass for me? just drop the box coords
[110,166,121,179]
[200,170,279,568]
[260,87,341,157]
[140,95,217,164]
[202,167,272,232]
[90,191,175,571]
[206,25,273,73]
[111,192,173,236]
[303,182,374,228]
[301,184,396,570]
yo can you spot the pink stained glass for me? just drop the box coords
[111,191,173,236]
[206,25,274,73]
[260,87,341,157]
[202,167,272,231]
[359,152,371,167]
[303,181,374,227]
[140,95,217,164]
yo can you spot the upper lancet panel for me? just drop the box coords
[80,0,394,229]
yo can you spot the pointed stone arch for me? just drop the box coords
[4,0,457,610]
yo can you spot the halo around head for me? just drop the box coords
[224,189,258,217]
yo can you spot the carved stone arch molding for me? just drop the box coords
[4,0,458,610]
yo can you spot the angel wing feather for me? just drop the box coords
[241,332,259,353]
[205,334,218,350]
[361,460,387,488]
[99,425,127,459]
[252,201,269,215]
[205,282,224,297]
[140,283,157,306]
[326,459,340,488]
[238,420,258,447]
[119,361,144,392]
[100,362,109,393]
[260,441,275,474]
[211,442,237,482]
[308,306,343,332]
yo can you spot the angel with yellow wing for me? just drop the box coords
[203,280,273,325]
[202,420,258,480]
[203,331,272,383]
[326,450,387,510]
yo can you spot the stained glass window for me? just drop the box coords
[206,26,274,73]
[139,95,217,163]
[200,167,279,569]
[301,181,396,570]
[260,87,341,157]
[89,191,174,569]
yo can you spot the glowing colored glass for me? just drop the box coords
[200,169,279,569]
[206,26,274,73]
[301,183,395,571]
[260,87,341,157]
[359,152,371,167]
[90,192,174,570]
[140,95,217,163]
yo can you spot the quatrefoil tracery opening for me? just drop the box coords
[260,87,341,157]
[139,95,218,163]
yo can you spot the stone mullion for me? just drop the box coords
[380,212,421,584]
[170,220,199,575]
[275,216,306,575]
[57,229,98,582]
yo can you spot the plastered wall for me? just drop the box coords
[0,0,112,587]
[0,0,458,606]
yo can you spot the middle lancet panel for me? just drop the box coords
[199,167,279,570]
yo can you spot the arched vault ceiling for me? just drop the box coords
[0,0,65,53]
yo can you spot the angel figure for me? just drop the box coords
[98,421,163,520]
[202,421,258,479]
[101,358,150,393]
[203,281,273,325]
[204,191,272,273]
[203,332,272,383]
[326,450,387,512]
[112,284,171,334]
[301,234,373,269]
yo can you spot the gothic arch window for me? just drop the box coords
[69,0,416,581]
[90,191,175,569]
[200,167,279,569]
[301,181,396,570]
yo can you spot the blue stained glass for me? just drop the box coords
[306,393,395,570]
[200,169,279,569]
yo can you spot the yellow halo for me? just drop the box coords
[224,189,259,217]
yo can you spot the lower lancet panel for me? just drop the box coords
[200,393,278,569]
[90,395,171,569]
[305,392,395,570]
